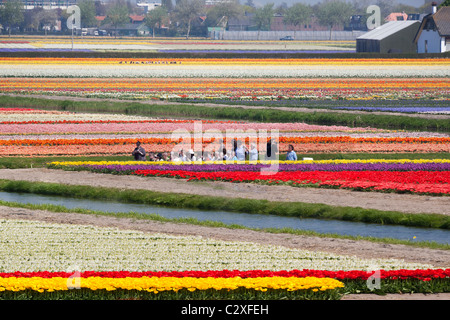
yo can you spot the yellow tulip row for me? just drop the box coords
[1,57,449,66]
[49,159,450,167]
[0,276,344,293]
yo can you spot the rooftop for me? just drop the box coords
[357,21,420,40]
[433,6,450,36]
[129,15,146,22]
[385,12,408,22]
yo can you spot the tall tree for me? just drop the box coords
[105,0,130,37]
[244,0,255,8]
[23,7,42,32]
[253,3,274,40]
[274,2,288,15]
[376,0,396,19]
[351,0,372,14]
[56,7,70,32]
[316,0,354,40]
[0,0,24,36]
[161,0,174,12]
[205,0,242,29]
[37,9,58,35]
[78,0,98,28]
[145,6,168,38]
[173,0,205,39]
[95,0,107,16]
[283,3,312,39]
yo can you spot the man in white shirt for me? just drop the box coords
[235,140,248,161]
[249,143,258,161]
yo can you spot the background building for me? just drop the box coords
[356,20,421,53]
[415,3,450,53]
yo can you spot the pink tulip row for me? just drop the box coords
[0,121,382,135]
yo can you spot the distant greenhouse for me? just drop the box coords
[356,21,421,53]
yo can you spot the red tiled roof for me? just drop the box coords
[385,12,408,22]
[129,15,145,22]
[96,16,106,21]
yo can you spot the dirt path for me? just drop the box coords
[341,293,450,300]
[0,168,448,216]
[2,93,449,120]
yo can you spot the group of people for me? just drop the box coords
[132,142,171,162]
[119,61,180,65]
[132,139,298,162]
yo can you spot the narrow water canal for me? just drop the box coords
[0,191,448,245]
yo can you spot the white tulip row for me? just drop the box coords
[1,64,448,78]
[0,218,433,273]
[0,112,156,123]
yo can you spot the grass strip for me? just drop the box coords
[0,179,448,232]
[0,95,448,131]
[0,287,343,300]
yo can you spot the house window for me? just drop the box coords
[425,19,435,31]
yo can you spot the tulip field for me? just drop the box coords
[47,159,450,196]
[0,47,449,302]
[0,57,449,102]
[0,217,447,300]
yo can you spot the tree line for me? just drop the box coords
[0,0,443,38]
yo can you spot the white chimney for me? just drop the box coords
[432,2,437,14]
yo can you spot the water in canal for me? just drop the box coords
[0,191,448,245]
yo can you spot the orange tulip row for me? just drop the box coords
[1,142,448,156]
[1,77,448,90]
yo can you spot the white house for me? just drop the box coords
[415,3,450,53]
[136,1,161,14]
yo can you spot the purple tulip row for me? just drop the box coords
[74,162,450,174]
[0,49,92,52]
[158,50,356,54]
[331,106,450,113]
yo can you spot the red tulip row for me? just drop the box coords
[1,269,448,281]
[132,169,450,195]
